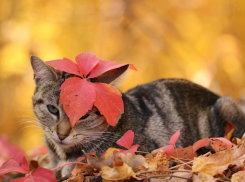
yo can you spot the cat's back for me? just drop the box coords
[120,79,226,149]
[124,78,220,109]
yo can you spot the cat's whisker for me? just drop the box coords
[18,125,43,133]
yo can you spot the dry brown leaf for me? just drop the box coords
[101,162,135,181]
[224,122,236,140]
[146,149,169,171]
[120,153,147,169]
[231,171,245,182]
[192,172,217,182]
[63,173,84,182]
[192,142,245,176]
[104,148,119,160]
[168,171,192,182]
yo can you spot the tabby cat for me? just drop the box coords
[31,56,245,177]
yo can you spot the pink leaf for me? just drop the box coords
[0,152,29,175]
[12,167,57,182]
[193,137,232,153]
[89,60,137,78]
[93,82,124,126]
[193,138,211,153]
[60,78,96,126]
[46,58,82,76]
[169,130,180,145]
[172,146,197,160]
[116,130,134,149]
[163,145,175,157]
[119,144,140,155]
[151,145,175,157]
[75,52,100,77]
[28,145,48,158]
[0,136,23,166]
[210,138,232,152]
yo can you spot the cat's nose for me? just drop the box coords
[57,132,68,140]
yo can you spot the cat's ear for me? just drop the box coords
[92,65,129,88]
[30,55,58,85]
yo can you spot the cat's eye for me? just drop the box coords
[47,105,59,116]
[80,114,89,120]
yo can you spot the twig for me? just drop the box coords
[135,150,150,154]
[141,174,192,181]
[170,156,192,169]
[51,162,86,171]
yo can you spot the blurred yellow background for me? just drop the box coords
[0,0,245,152]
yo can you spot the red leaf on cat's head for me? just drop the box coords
[116,130,135,149]
[12,167,57,182]
[46,58,82,77]
[93,82,123,126]
[60,78,96,126]
[46,52,136,126]
[0,152,30,175]
[75,52,100,77]
[89,60,137,78]
[169,130,180,145]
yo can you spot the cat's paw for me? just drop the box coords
[61,163,76,178]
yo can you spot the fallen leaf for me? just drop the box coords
[193,137,232,152]
[11,167,57,182]
[231,171,245,182]
[192,172,217,182]
[104,148,120,160]
[169,130,180,145]
[0,136,23,166]
[192,142,245,176]
[116,130,134,149]
[0,152,29,175]
[224,122,236,140]
[101,162,135,181]
[172,146,197,160]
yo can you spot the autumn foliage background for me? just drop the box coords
[0,0,245,152]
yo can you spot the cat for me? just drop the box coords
[31,55,245,178]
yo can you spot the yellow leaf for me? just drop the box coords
[231,171,245,182]
[192,143,245,176]
[101,162,136,181]
[104,148,119,160]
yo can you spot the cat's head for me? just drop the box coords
[31,56,128,151]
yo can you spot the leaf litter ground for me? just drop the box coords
[1,122,245,182]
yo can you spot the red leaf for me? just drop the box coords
[193,138,232,152]
[210,138,232,152]
[93,82,124,126]
[28,145,48,158]
[169,130,180,145]
[89,60,137,78]
[119,144,140,155]
[193,138,210,153]
[12,167,57,182]
[46,58,82,76]
[116,130,134,149]
[75,52,100,77]
[172,146,197,160]
[60,78,96,126]
[0,152,29,175]
[0,136,23,166]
